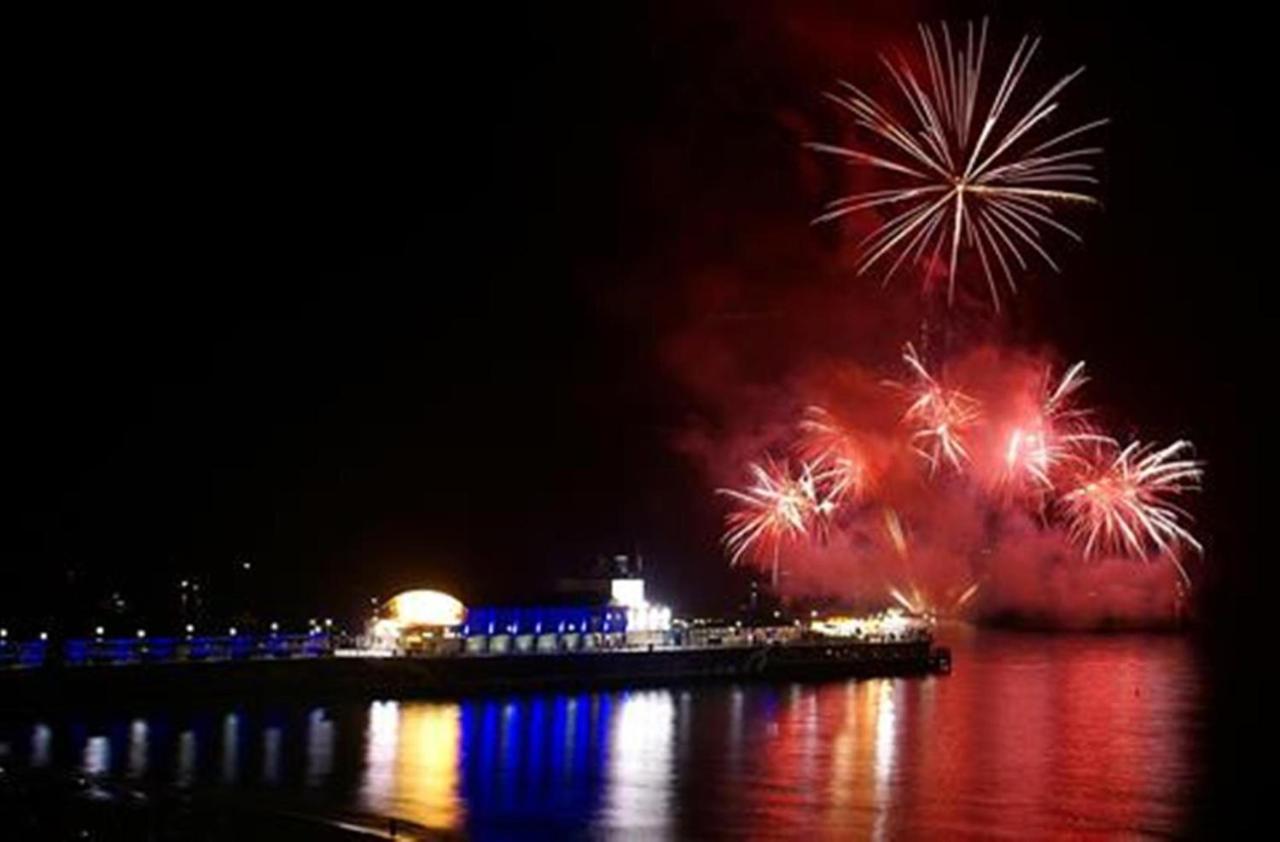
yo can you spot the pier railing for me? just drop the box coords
[1,624,932,670]
[0,633,334,669]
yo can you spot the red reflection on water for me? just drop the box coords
[704,630,1199,839]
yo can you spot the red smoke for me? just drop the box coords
[673,335,1193,628]
[616,3,1197,627]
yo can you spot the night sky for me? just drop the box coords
[4,2,1261,650]
[3,4,1263,828]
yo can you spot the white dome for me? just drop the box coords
[387,589,465,627]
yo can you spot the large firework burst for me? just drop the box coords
[809,18,1106,308]
[1060,440,1204,583]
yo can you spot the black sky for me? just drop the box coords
[4,2,1262,641]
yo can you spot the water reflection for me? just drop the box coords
[30,723,51,768]
[262,726,281,784]
[220,713,239,784]
[305,707,334,787]
[604,691,675,836]
[359,701,461,830]
[127,719,148,778]
[0,633,1201,838]
[82,735,110,776]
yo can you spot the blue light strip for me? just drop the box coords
[0,633,335,667]
[459,605,628,638]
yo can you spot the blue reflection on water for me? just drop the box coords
[456,692,627,838]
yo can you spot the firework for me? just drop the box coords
[888,580,981,616]
[797,406,867,501]
[1060,440,1204,582]
[718,457,842,584]
[890,343,981,473]
[1001,361,1107,491]
[809,18,1106,308]
[882,506,909,559]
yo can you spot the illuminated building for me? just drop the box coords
[369,589,467,653]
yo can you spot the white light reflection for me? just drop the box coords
[83,735,111,777]
[305,707,335,787]
[222,713,240,783]
[799,686,819,783]
[175,730,196,788]
[603,690,676,838]
[30,724,51,768]
[872,681,898,842]
[262,726,282,784]
[127,719,149,778]
[361,700,399,813]
[727,686,745,772]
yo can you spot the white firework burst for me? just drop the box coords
[809,18,1106,309]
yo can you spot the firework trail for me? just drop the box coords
[890,343,981,474]
[882,506,909,559]
[882,505,981,617]
[809,18,1106,308]
[1060,440,1204,584]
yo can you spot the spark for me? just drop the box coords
[890,343,981,474]
[1060,440,1204,584]
[809,18,1105,309]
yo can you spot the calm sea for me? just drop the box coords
[0,629,1204,839]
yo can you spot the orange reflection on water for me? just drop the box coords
[815,678,899,839]
[359,700,463,831]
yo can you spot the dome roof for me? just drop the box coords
[386,589,465,627]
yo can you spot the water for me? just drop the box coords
[0,630,1204,839]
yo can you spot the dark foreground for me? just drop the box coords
[0,630,1203,839]
[0,773,417,841]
